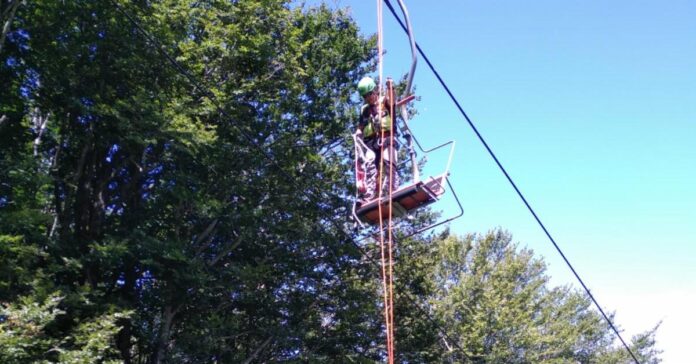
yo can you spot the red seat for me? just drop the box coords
[355,174,447,225]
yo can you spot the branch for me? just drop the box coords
[208,237,242,267]
[194,219,219,250]
[48,216,58,238]
[442,336,454,352]
[0,0,22,55]
[241,336,274,364]
[50,137,62,169]
[32,109,51,157]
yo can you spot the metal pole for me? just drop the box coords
[392,0,420,182]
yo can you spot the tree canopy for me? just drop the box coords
[0,0,660,363]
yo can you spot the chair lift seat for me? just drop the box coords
[356,173,448,225]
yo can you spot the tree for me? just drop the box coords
[2,0,381,362]
[409,229,662,363]
[0,293,127,364]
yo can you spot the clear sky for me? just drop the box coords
[306,1,695,362]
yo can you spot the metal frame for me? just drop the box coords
[394,0,420,182]
[352,138,463,231]
[351,0,464,236]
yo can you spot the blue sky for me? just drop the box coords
[305,0,696,362]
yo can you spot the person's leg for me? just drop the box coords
[381,141,400,194]
[362,156,378,202]
[359,139,379,203]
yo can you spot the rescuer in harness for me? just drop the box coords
[355,76,401,205]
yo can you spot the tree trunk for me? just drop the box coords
[152,304,178,364]
[242,336,274,364]
[0,0,22,55]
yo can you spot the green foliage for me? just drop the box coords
[0,235,48,299]
[0,294,62,363]
[56,310,128,364]
[2,0,376,362]
[0,293,127,363]
[410,229,661,363]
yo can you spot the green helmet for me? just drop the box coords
[357,76,376,97]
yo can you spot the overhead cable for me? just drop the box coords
[382,1,641,363]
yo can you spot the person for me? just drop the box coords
[355,76,400,204]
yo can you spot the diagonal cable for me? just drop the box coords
[382,0,641,363]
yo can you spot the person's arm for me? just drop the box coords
[384,78,395,112]
[356,105,368,136]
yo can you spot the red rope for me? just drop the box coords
[387,81,396,364]
[377,119,392,363]
[376,2,395,361]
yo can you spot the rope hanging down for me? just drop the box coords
[376,0,396,362]
[382,1,641,363]
[386,81,396,364]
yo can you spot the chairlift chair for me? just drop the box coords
[352,0,463,233]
